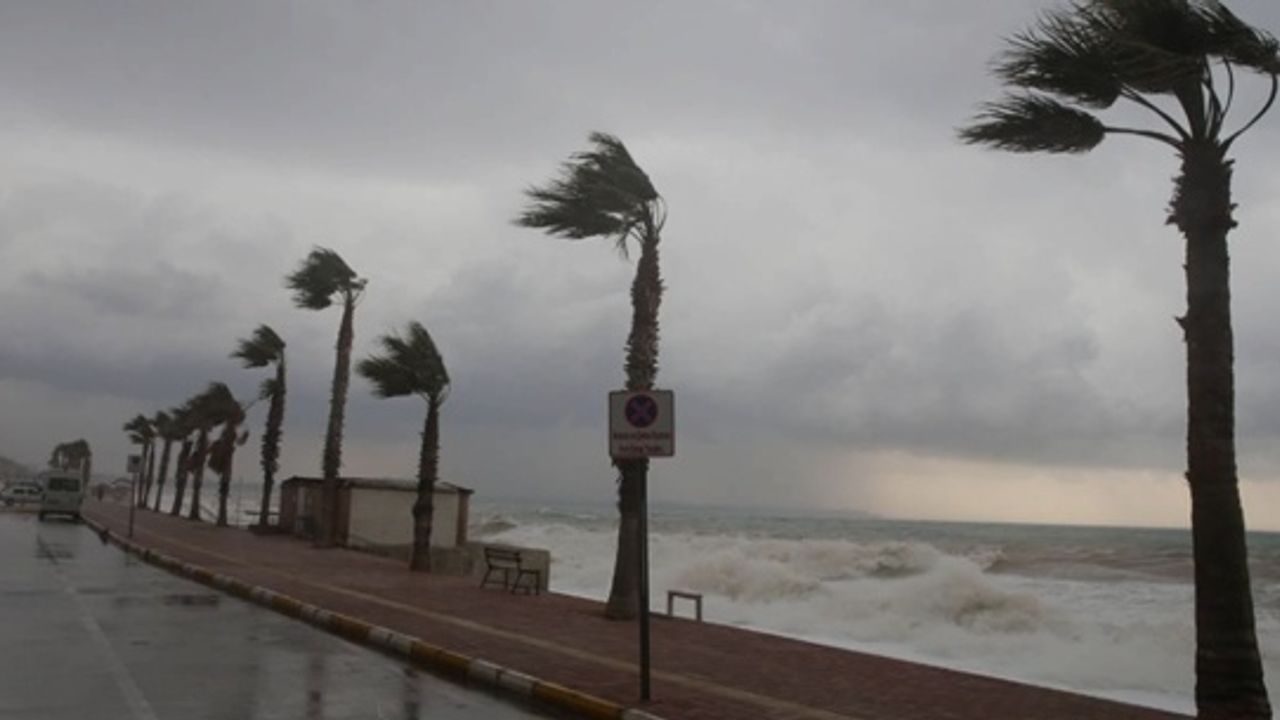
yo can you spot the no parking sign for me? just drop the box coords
[608,390,674,458]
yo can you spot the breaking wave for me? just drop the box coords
[473,510,1280,714]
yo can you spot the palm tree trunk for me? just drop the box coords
[153,439,173,512]
[216,424,236,528]
[259,361,286,528]
[139,441,156,508]
[188,429,209,521]
[410,399,440,572]
[1171,142,1270,720]
[318,295,355,547]
[170,439,192,516]
[606,460,645,618]
[606,230,663,620]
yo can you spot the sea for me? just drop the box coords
[468,500,1280,715]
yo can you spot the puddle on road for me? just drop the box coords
[0,588,57,598]
[161,593,222,607]
[35,545,73,561]
[99,592,223,608]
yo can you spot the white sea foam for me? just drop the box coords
[479,516,1280,715]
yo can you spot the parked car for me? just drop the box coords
[37,472,84,521]
[1,482,43,507]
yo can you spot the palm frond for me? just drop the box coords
[1199,4,1280,74]
[285,247,364,310]
[232,324,285,368]
[516,132,660,250]
[151,410,173,437]
[123,414,155,444]
[997,10,1122,108]
[258,377,282,402]
[960,94,1106,153]
[357,321,449,400]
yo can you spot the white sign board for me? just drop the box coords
[609,389,674,458]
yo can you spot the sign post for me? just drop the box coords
[609,389,674,702]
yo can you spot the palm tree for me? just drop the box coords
[232,325,287,528]
[286,248,367,546]
[960,2,1278,716]
[357,321,450,571]
[141,411,171,507]
[168,415,195,517]
[49,439,92,490]
[151,409,181,512]
[123,415,154,508]
[203,383,249,528]
[517,132,667,619]
[180,388,221,522]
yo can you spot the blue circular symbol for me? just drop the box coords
[625,394,659,428]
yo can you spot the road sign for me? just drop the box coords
[609,390,674,458]
[127,454,142,474]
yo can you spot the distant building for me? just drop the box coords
[278,477,473,550]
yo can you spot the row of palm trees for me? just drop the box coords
[117,248,451,571]
[123,381,252,527]
[109,132,654,589]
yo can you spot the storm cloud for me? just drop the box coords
[4,1,1280,526]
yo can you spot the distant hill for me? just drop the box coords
[0,455,32,481]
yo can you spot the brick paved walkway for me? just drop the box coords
[85,501,1187,720]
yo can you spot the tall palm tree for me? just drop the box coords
[140,411,167,506]
[168,415,196,517]
[123,415,154,508]
[517,132,667,619]
[151,409,181,512]
[204,383,249,528]
[181,388,221,522]
[357,321,450,571]
[141,411,171,508]
[232,325,287,528]
[960,2,1278,716]
[286,248,367,546]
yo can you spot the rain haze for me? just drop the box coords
[5,1,1280,529]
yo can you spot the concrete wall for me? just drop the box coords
[434,491,460,548]
[346,487,462,550]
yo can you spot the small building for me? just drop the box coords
[278,477,473,550]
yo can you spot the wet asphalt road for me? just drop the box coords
[0,511,557,720]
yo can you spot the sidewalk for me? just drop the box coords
[85,501,1187,720]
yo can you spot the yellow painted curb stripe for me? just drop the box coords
[532,681,623,720]
[329,614,373,642]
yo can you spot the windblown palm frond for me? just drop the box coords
[232,325,286,368]
[357,322,449,401]
[517,132,663,256]
[123,414,155,445]
[285,247,366,310]
[961,95,1107,152]
[963,0,1280,152]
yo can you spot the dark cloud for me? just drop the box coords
[4,1,1280,523]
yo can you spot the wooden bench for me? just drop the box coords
[480,546,542,595]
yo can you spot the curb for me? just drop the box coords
[85,515,664,720]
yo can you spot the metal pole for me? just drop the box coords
[638,470,651,701]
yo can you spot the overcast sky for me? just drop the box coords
[4,1,1280,528]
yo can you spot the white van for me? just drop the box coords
[38,471,84,521]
